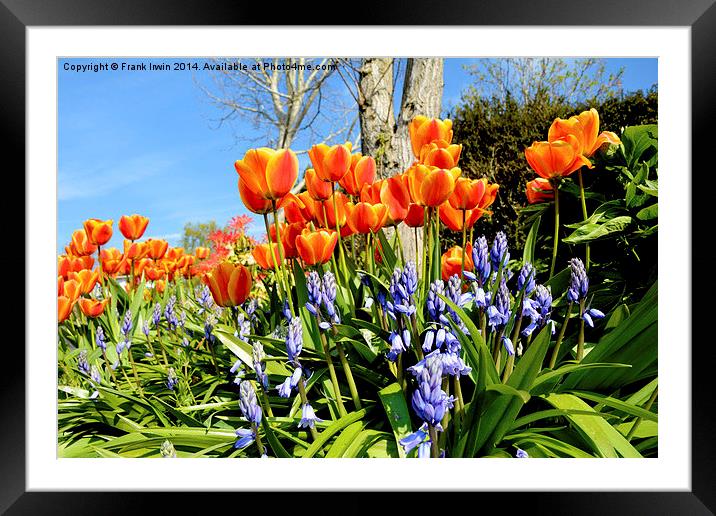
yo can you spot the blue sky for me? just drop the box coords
[58,57,656,254]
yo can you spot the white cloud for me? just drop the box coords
[58,152,176,201]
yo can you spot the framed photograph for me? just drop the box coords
[6,0,712,513]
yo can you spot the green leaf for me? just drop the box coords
[261,418,292,458]
[563,216,633,244]
[541,393,642,458]
[378,383,412,458]
[636,203,658,221]
[325,421,364,458]
[522,215,541,265]
[567,391,657,421]
[302,409,368,458]
[530,362,631,396]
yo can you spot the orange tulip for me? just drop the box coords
[68,269,99,295]
[295,228,338,266]
[99,247,123,275]
[305,168,333,201]
[439,203,484,232]
[308,143,353,183]
[83,218,113,246]
[119,214,149,241]
[70,229,97,257]
[524,135,592,180]
[79,298,108,318]
[418,142,462,169]
[252,242,284,270]
[404,203,426,228]
[57,276,64,296]
[270,222,303,260]
[548,108,621,158]
[203,262,252,307]
[60,255,94,277]
[143,239,167,260]
[479,181,500,211]
[58,296,74,323]
[145,266,166,281]
[409,116,453,157]
[239,177,273,215]
[234,148,299,201]
[526,178,554,204]
[165,247,185,262]
[134,258,153,278]
[441,244,474,281]
[155,279,166,294]
[283,192,314,225]
[379,176,411,225]
[340,154,377,196]
[177,255,196,277]
[448,178,486,211]
[406,164,460,207]
[315,192,349,229]
[62,278,82,303]
[346,202,389,234]
[195,247,211,260]
[124,240,148,261]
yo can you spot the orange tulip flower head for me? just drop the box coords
[409,116,454,158]
[119,214,149,241]
[548,108,621,159]
[524,135,592,180]
[295,228,338,266]
[234,148,299,201]
[83,218,113,246]
[202,262,252,308]
[308,142,352,182]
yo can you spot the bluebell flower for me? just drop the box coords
[234,312,251,340]
[245,298,258,318]
[285,317,303,365]
[166,368,179,391]
[142,320,150,337]
[197,285,213,313]
[298,403,322,429]
[321,272,340,326]
[121,310,132,340]
[490,231,510,271]
[471,235,491,285]
[502,335,515,356]
[389,266,416,318]
[440,351,472,377]
[90,364,101,385]
[95,326,106,352]
[77,350,90,376]
[402,261,418,297]
[164,296,178,330]
[282,300,292,321]
[399,422,430,457]
[487,278,511,329]
[305,271,323,317]
[567,258,589,302]
[427,280,446,321]
[252,341,269,390]
[517,262,536,295]
[234,427,256,449]
[411,355,454,428]
[386,329,410,362]
[582,304,605,328]
[471,284,490,309]
[151,302,162,327]
[204,312,217,344]
[523,284,553,336]
[238,380,262,425]
[515,448,529,458]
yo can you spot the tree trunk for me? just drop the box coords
[358,58,444,267]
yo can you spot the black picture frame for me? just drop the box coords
[4,0,712,513]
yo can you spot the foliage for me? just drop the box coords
[451,59,657,252]
[180,220,218,253]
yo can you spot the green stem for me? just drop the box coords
[429,424,439,458]
[576,298,586,361]
[549,181,560,278]
[626,386,658,441]
[252,422,265,457]
[577,169,590,271]
[331,184,348,284]
[335,340,362,410]
[271,204,295,316]
[316,316,347,417]
[549,301,573,369]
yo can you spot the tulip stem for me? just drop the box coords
[577,169,590,271]
[331,184,348,284]
[394,225,406,267]
[549,181,560,278]
[271,205,295,317]
[335,339,362,410]
[461,210,467,281]
[316,315,347,417]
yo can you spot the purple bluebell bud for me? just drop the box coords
[402,261,418,296]
[298,403,322,429]
[285,317,303,364]
[121,310,132,338]
[487,278,511,329]
[411,355,454,427]
[90,365,101,385]
[239,380,262,425]
[95,326,106,352]
[306,271,323,309]
[517,262,536,295]
[197,285,212,311]
[516,448,529,458]
[166,368,179,391]
[151,302,162,327]
[252,342,269,390]
[142,320,150,337]
[471,236,491,285]
[386,330,408,362]
[582,304,605,327]
[490,231,510,271]
[234,427,256,449]
[165,296,178,330]
[567,258,589,302]
[427,280,446,321]
[502,335,515,356]
[78,350,90,376]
